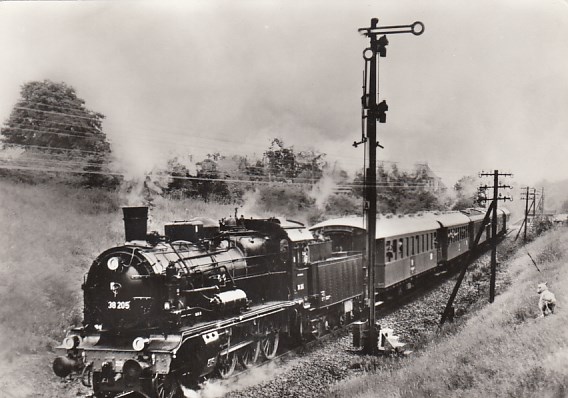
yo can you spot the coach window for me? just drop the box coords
[398,239,404,258]
[405,237,409,257]
[386,241,394,262]
[415,235,420,254]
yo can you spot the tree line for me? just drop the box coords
[0,80,480,218]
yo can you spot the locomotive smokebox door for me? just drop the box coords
[122,206,148,242]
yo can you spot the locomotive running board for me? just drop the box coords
[178,301,295,341]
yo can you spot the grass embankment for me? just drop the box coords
[0,179,237,397]
[331,228,568,398]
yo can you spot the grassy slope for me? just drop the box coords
[331,229,568,398]
[0,179,237,397]
[2,179,567,397]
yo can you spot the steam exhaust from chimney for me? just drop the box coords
[122,206,148,242]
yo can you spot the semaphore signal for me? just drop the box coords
[354,17,424,354]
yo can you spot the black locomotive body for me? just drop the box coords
[53,207,364,397]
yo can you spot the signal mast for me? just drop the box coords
[355,18,424,354]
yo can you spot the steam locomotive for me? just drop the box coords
[53,207,364,398]
[53,206,509,398]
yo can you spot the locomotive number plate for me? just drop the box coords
[108,301,131,310]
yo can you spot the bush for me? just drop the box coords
[532,216,554,237]
[256,185,315,217]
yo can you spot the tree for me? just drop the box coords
[561,199,568,213]
[264,138,297,180]
[164,157,197,198]
[195,158,230,202]
[296,149,326,184]
[352,163,446,214]
[0,80,113,186]
[452,175,478,210]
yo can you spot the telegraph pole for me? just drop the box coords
[479,170,512,303]
[440,170,512,325]
[532,188,537,218]
[355,18,424,354]
[518,187,536,242]
[523,187,530,242]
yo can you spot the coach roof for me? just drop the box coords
[310,214,440,239]
[422,212,471,228]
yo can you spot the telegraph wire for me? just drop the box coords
[0,161,433,190]
[5,103,367,168]
[13,106,101,121]
[3,102,477,179]
[10,100,97,115]
[2,126,104,140]
[2,143,106,156]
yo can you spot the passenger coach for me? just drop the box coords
[310,214,440,291]
[310,208,510,293]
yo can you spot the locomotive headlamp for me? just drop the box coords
[63,335,81,350]
[132,337,149,351]
[163,301,172,311]
[107,257,120,271]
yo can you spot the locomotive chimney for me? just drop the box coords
[122,206,148,242]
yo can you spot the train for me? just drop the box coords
[53,205,509,398]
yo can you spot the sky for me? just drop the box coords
[0,0,567,187]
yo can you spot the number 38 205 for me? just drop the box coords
[108,301,130,310]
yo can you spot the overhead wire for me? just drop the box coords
[2,142,106,156]
[3,102,475,184]
[10,103,362,166]
[2,126,104,140]
[5,102,369,170]
[13,106,101,122]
